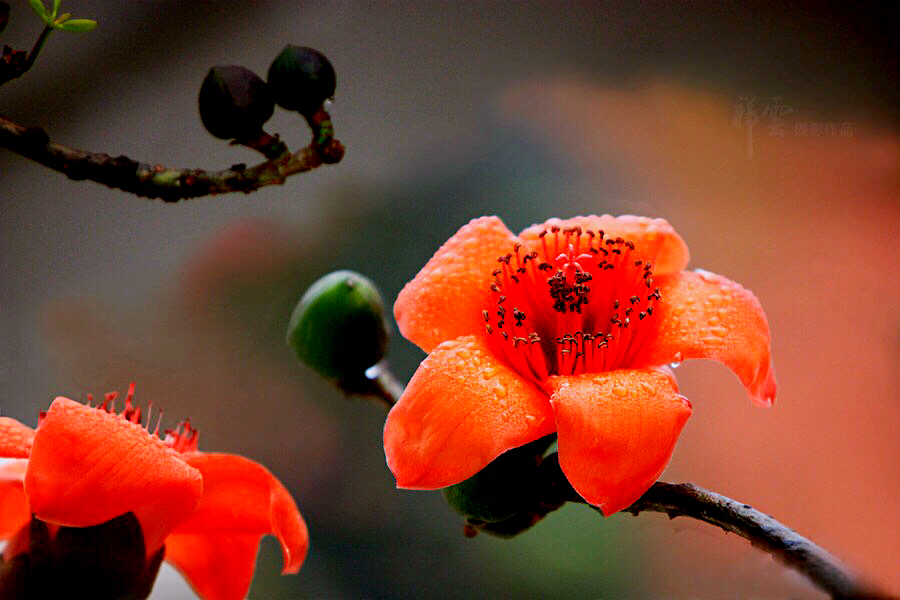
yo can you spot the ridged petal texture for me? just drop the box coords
[395,216,518,353]
[385,335,556,489]
[24,398,203,554]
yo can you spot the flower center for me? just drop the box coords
[483,226,660,383]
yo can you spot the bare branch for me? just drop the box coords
[0,109,344,202]
[623,482,888,599]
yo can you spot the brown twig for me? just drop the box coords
[619,482,887,599]
[0,110,344,202]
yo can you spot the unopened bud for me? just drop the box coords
[286,270,387,381]
[198,65,275,142]
[267,45,336,117]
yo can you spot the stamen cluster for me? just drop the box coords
[37,383,200,454]
[483,226,661,383]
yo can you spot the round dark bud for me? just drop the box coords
[0,2,10,35]
[286,270,387,381]
[267,45,336,116]
[198,65,275,141]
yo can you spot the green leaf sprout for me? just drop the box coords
[28,0,96,31]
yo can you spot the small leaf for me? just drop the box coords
[52,11,71,25]
[27,0,49,22]
[51,0,60,20]
[56,18,97,32]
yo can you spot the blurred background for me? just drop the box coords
[1,1,897,598]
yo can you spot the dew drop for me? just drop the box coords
[493,384,508,399]
[638,381,655,394]
[710,326,729,337]
[706,294,723,306]
[612,385,628,397]
[696,269,719,283]
[708,316,721,326]
[669,351,684,369]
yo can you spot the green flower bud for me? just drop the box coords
[198,65,275,142]
[267,45,336,117]
[443,441,546,524]
[286,270,387,381]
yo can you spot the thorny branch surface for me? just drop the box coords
[0,108,344,202]
[357,369,889,600]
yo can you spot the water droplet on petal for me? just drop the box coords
[492,384,508,400]
[612,385,628,397]
[696,269,720,283]
[669,351,684,368]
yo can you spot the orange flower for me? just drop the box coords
[384,215,775,515]
[0,385,308,600]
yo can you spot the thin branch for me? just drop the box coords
[367,365,886,599]
[338,362,403,411]
[22,25,53,73]
[621,482,887,599]
[0,24,53,86]
[0,109,344,202]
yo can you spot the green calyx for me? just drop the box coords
[198,65,275,142]
[286,270,387,381]
[443,439,549,524]
[267,45,336,117]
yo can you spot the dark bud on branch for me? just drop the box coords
[0,2,10,35]
[198,65,276,147]
[286,270,388,382]
[267,45,336,118]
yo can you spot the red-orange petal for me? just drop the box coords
[165,532,261,600]
[24,398,202,554]
[384,335,556,489]
[637,270,777,407]
[549,369,692,515]
[171,452,309,576]
[0,417,35,458]
[0,459,30,539]
[518,215,690,275]
[394,216,519,353]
